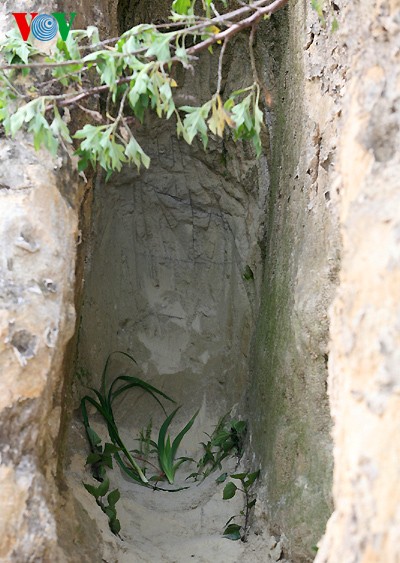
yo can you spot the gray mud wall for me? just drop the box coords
[249,2,341,560]
[76,3,269,431]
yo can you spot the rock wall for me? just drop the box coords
[249,1,343,560]
[0,2,108,561]
[250,0,400,561]
[316,1,400,561]
[0,13,79,548]
[0,139,79,561]
[0,0,399,561]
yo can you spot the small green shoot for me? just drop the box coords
[243,265,254,281]
[84,475,122,535]
[81,351,175,486]
[188,414,247,482]
[157,406,199,484]
[311,0,339,31]
[131,419,156,472]
[221,470,260,542]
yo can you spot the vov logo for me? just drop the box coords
[12,12,76,42]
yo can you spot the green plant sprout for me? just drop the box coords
[131,419,155,473]
[187,413,247,482]
[221,469,260,542]
[81,351,175,485]
[84,473,122,535]
[157,406,199,484]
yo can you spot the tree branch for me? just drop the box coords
[0,0,288,72]
[188,0,289,56]
[216,39,229,95]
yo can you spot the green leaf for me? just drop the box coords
[179,101,212,148]
[175,44,189,66]
[243,265,254,281]
[157,407,198,484]
[231,420,247,433]
[110,517,121,535]
[223,482,237,500]
[86,25,100,45]
[247,498,257,509]
[104,506,117,521]
[125,136,150,170]
[104,443,120,456]
[173,456,195,471]
[74,123,105,143]
[9,109,25,137]
[171,410,199,462]
[172,0,192,15]
[63,32,81,60]
[97,476,110,497]
[109,374,173,411]
[231,94,253,132]
[230,472,247,481]
[77,150,91,172]
[86,453,103,465]
[27,111,59,155]
[83,482,101,498]
[128,70,151,111]
[83,477,109,499]
[145,35,171,63]
[102,454,114,469]
[223,523,241,541]
[244,469,260,488]
[107,489,121,508]
[216,472,228,484]
[50,109,72,143]
[87,427,102,447]
[13,41,30,64]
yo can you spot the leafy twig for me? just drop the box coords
[222,470,260,542]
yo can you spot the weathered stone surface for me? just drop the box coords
[248,3,343,559]
[250,1,400,561]
[316,1,400,561]
[0,138,78,560]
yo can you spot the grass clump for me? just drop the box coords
[157,406,199,485]
[81,351,174,485]
[80,351,257,540]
